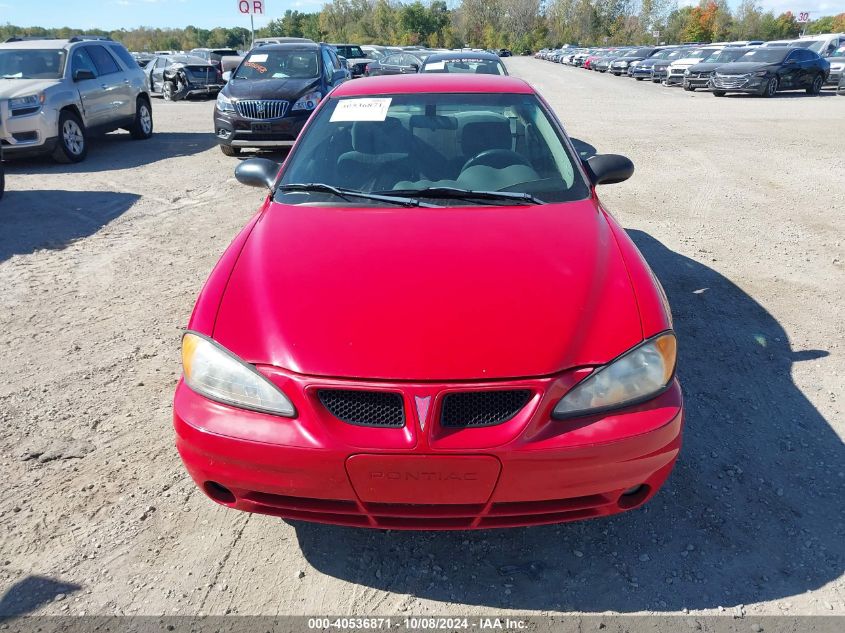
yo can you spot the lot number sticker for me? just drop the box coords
[330,98,392,122]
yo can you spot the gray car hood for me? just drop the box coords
[0,78,60,99]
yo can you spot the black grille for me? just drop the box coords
[317,390,405,427]
[440,390,531,428]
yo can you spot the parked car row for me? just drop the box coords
[537,34,844,97]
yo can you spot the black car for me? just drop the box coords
[365,52,424,76]
[146,54,223,101]
[684,47,751,91]
[330,44,374,78]
[419,51,508,75]
[710,47,830,97]
[498,49,512,57]
[609,47,662,76]
[189,48,240,71]
[214,42,349,156]
[0,145,4,201]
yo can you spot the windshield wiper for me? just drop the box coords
[277,183,441,208]
[379,186,544,206]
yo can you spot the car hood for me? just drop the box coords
[212,200,643,380]
[652,60,672,68]
[0,78,59,99]
[224,77,319,100]
[715,62,777,74]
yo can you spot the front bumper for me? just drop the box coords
[179,82,224,98]
[683,74,712,89]
[826,69,842,85]
[664,72,687,86]
[710,74,765,93]
[0,102,60,156]
[174,370,684,530]
[631,67,653,78]
[214,107,309,149]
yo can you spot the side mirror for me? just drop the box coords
[332,70,347,83]
[222,71,231,82]
[73,69,96,82]
[584,154,634,185]
[409,63,420,72]
[235,158,280,191]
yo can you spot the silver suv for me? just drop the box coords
[0,36,153,163]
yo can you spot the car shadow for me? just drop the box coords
[723,91,837,98]
[292,230,842,612]
[0,190,140,262]
[0,575,82,616]
[2,132,218,173]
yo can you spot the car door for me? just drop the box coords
[149,57,164,93]
[69,47,109,127]
[780,50,803,88]
[85,45,134,122]
[398,55,420,74]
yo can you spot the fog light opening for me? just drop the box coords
[204,481,236,504]
[618,484,650,509]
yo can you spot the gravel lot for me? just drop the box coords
[1,57,843,618]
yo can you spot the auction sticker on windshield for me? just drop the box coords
[330,98,392,122]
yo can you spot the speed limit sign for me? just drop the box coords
[797,11,810,23]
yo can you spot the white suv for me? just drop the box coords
[0,36,153,163]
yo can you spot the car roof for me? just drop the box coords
[331,74,533,97]
[0,39,71,50]
[423,51,501,62]
[251,42,319,51]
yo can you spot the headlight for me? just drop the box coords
[754,70,769,77]
[9,93,44,109]
[684,69,691,76]
[291,90,322,112]
[181,332,296,417]
[553,332,677,419]
[216,92,236,113]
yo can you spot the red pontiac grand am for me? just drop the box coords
[174,74,683,530]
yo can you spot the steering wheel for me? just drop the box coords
[461,149,531,172]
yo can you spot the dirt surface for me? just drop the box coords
[1,57,843,619]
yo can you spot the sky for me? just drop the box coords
[0,0,841,31]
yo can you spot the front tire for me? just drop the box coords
[52,110,87,163]
[162,81,176,101]
[762,77,778,97]
[129,97,154,140]
[220,145,241,157]
[807,74,823,95]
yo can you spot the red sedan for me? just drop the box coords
[174,74,683,530]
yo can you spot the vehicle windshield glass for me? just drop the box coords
[277,93,590,206]
[211,49,238,57]
[651,50,672,60]
[0,49,66,79]
[337,46,365,59]
[666,49,690,60]
[233,49,319,80]
[686,48,714,59]
[738,48,788,63]
[830,46,845,58]
[707,49,748,63]
[422,58,506,75]
[626,48,653,57]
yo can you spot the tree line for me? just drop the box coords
[2,1,843,53]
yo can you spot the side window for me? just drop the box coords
[321,48,333,82]
[71,48,98,78]
[109,45,138,70]
[328,49,342,70]
[87,45,121,75]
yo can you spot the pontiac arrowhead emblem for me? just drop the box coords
[415,396,431,431]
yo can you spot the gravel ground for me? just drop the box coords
[0,57,843,618]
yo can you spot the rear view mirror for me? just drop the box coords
[222,71,231,82]
[584,154,635,185]
[73,69,96,81]
[235,158,280,191]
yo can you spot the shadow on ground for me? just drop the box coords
[3,132,217,174]
[0,190,140,262]
[293,230,843,612]
[0,576,82,616]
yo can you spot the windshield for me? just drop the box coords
[738,48,788,63]
[831,46,845,58]
[168,56,209,65]
[336,46,365,59]
[421,57,506,75]
[277,93,590,206]
[666,49,691,60]
[706,49,748,63]
[0,49,66,79]
[626,48,654,57]
[233,49,319,80]
[685,48,715,60]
